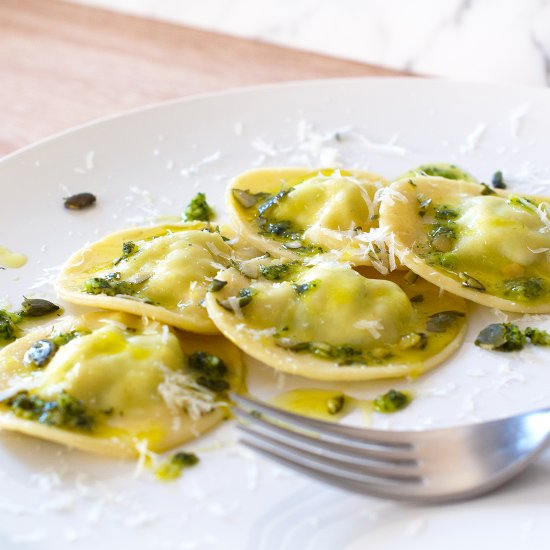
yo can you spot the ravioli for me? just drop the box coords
[227,168,397,270]
[379,176,550,312]
[0,312,243,457]
[205,257,467,380]
[56,222,233,334]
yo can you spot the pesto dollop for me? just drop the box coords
[1,390,94,431]
[373,389,412,413]
[184,192,214,222]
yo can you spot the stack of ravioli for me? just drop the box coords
[2,164,550,458]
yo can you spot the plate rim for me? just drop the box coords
[3,76,550,165]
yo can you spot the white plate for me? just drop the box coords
[1,78,550,549]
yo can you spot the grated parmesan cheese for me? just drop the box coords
[347,130,410,156]
[85,151,95,171]
[460,123,487,154]
[509,103,530,138]
[225,296,244,319]
[516,197,550,232]
[158,369,224,422]
[205,241,231,261]
[353,319,384,339]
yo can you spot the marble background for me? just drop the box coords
[69,0,550,85]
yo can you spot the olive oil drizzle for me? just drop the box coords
[271,388,412,423]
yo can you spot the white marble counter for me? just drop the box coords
[68,0,550,85]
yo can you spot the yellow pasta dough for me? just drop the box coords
[0,312,243,457]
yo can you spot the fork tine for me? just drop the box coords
[233,406,418,464]
[240,434,425,501]
[231,392,415,450]
[238,420,421,481]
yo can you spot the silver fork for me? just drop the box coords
[231,393,550,503]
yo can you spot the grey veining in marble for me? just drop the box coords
[68,0,550,85]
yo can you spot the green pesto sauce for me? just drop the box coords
[184,192,214,222]
[258,261,299,281]
[401,163,477,182]
[1,390,95,431]
[372,389,412,413]
[253,189,323,254]
[82,272,145,297]
[0,310,21,344]
[114,241,139,266]
[154,451,200,481]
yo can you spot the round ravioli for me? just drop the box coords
[227,167,397,270]
[0,312,243,457]
[56,223,233,334]
[379,176,550,313]
[205,257,467,380]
